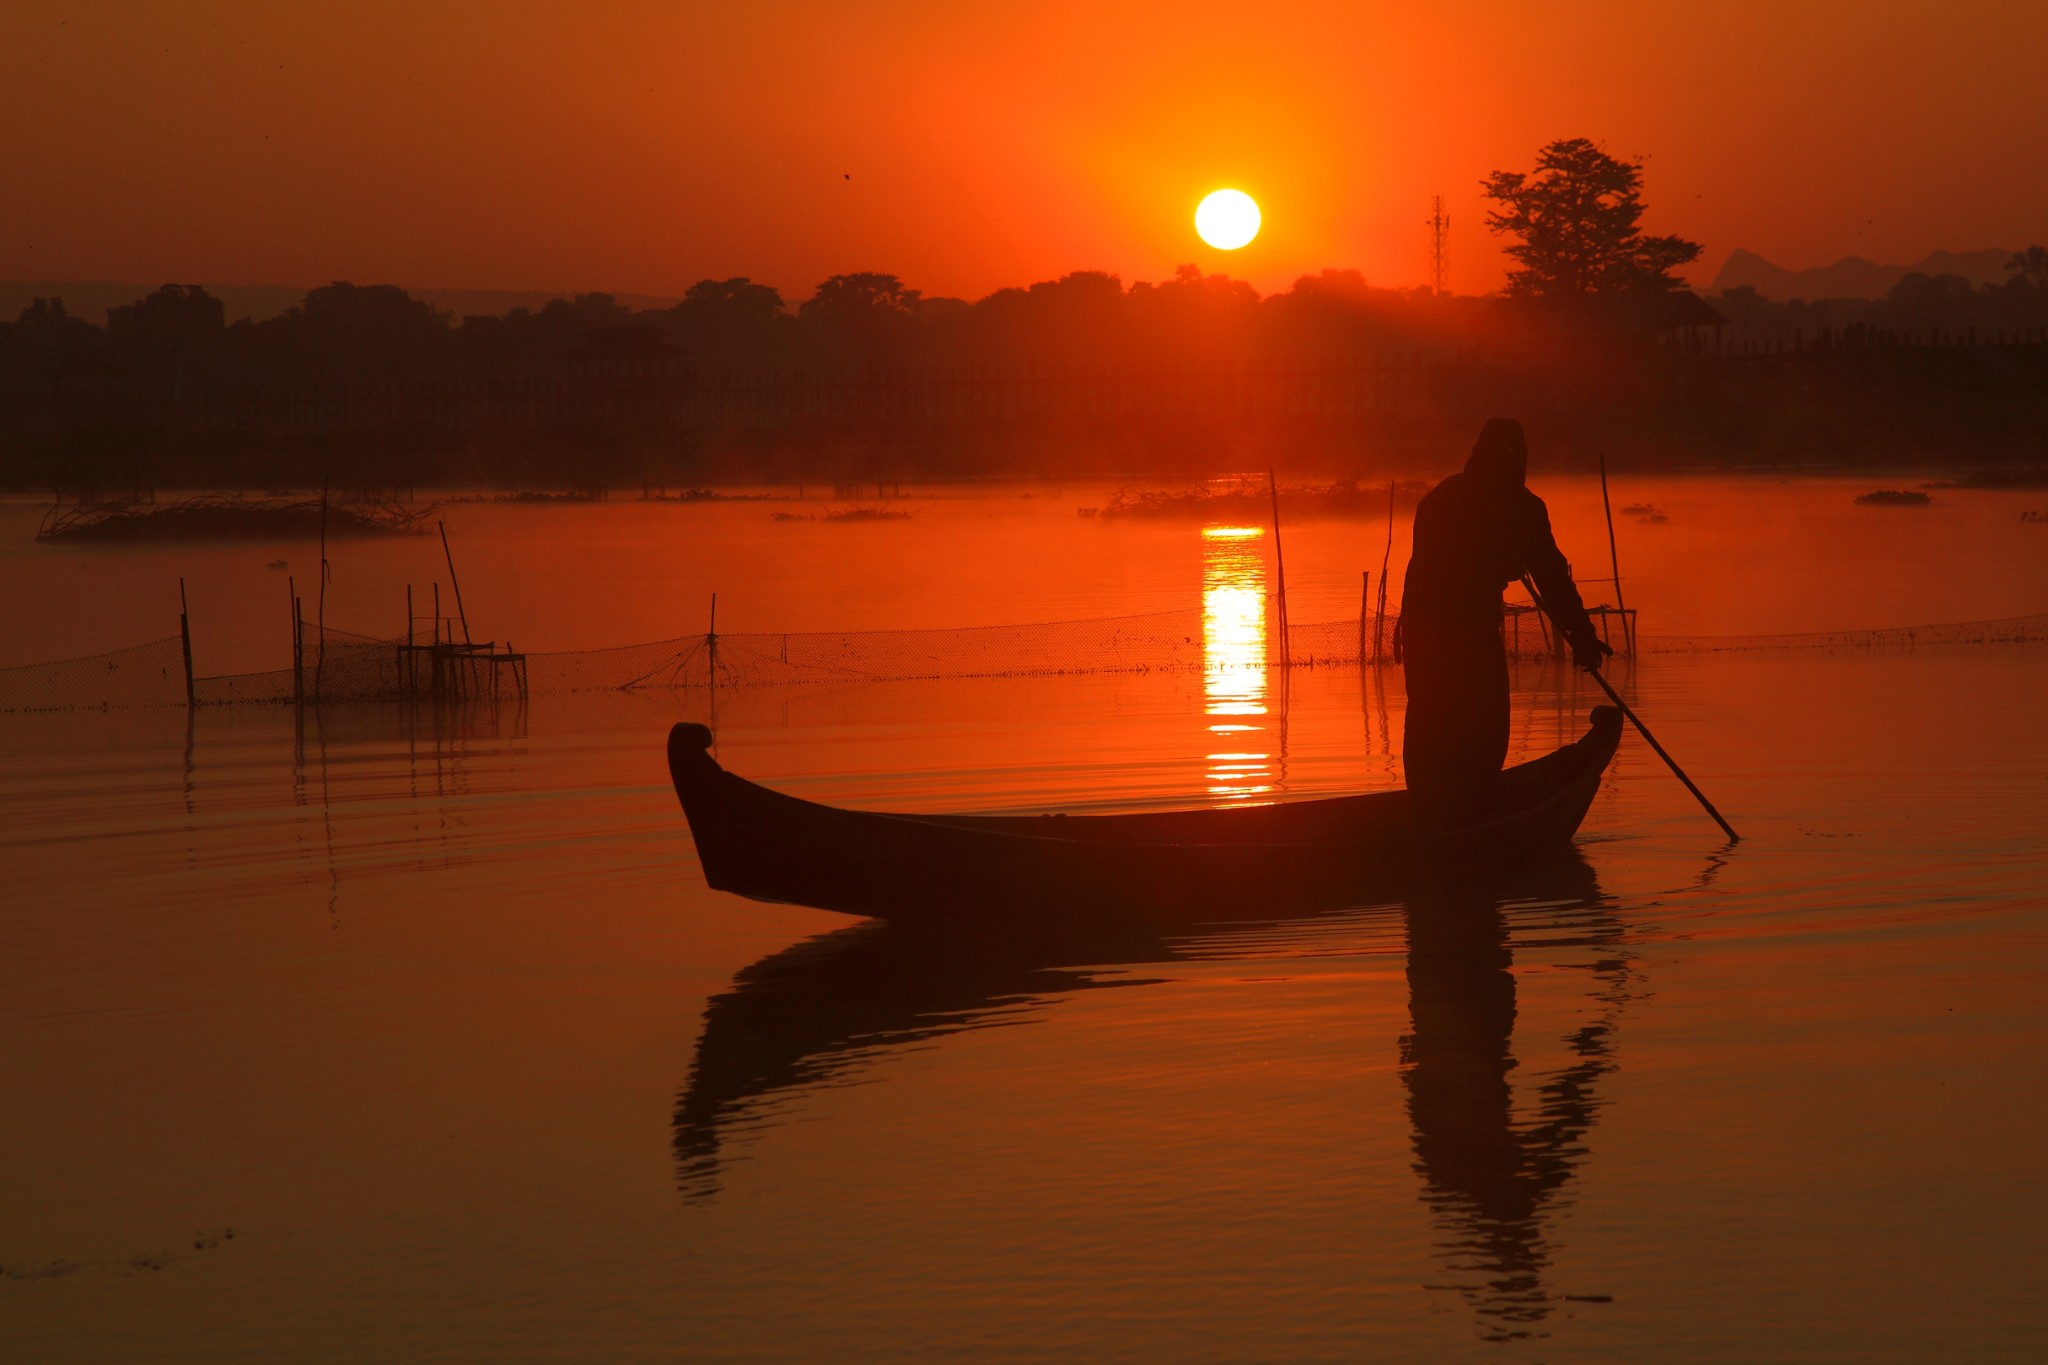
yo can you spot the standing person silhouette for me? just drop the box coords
[1398,419,1610,824]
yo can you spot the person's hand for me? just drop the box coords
[1572,634,1614,672]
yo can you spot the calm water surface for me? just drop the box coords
[7,471,2048,669]
[4,478,2046,1360]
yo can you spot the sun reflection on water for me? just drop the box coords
[1201,526,1272,800]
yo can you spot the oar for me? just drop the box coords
[1521,575,1740,843]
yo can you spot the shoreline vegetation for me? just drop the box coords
[35,492,433,542]
[20,463,2048,543]
[1080,478,1434,520]
[770,506,912,523]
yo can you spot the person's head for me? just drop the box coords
[1464,418,1528,486]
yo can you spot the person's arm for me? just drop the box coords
[1519,496,1609,668]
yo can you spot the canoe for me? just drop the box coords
[667,705,1622,923]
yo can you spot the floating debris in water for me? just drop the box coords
[38,494,434,542]
[1083,478,1430,520]
[1922,466,2048,490]
[640,487,727,502]
[445,489,603,504]
[1854,489,1932,507]
[771,506,911,523]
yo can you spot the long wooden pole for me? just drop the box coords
[316,476,329,701]
[1358,571,1370,666]
[1266,468,1290,670]
[1521,573,1738,841]
[1584,667,1739,842]
[288,575,302,706]
[437,521,472,644]
[178,576,195,708]
[1372,480,1395,663]
[1599,452,1631,654]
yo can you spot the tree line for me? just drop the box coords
[0,140,1721,401]
[1715,247,2048,349]
[3,140,2044,486]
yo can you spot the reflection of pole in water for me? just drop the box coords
[1266,468,1290,671]
[1201,526,1272,800]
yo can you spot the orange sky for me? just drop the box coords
[4,0,2044,303]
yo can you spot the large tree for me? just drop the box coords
[2007,246,2048,289]
[798,273,921,327]
[1482,138,1701,297]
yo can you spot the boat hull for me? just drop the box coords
[667,707,1622,924]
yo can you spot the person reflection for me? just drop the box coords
[674,859,1633,1348]
[1401,857,1629,1340]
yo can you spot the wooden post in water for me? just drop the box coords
[1358,571,1370,666]
[289,575,303,706]
[1266,468,1291,671]
[707,593,719,691]
[178,576,196,708]
[405,583,414,695]
[431,583,442,701]
[1599,452,1632,655]
[1372,480,1395,663]
[438,521,472,644]
[315,476,329,702]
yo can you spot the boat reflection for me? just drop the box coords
[1202,526,1272,800]
[674,856,1634,1341]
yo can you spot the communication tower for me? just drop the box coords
[1428,196,1450,297]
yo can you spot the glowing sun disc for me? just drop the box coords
[1195,189,1261,250]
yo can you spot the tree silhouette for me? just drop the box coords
[681,277,784,327]
[798,272,921,326]
[264,282,453,379]
[11,296,102,373]
[107,284,225,350]
[1482,139,1701,297]
[2007,246,2048,290]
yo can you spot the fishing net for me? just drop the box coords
[5,606,2044,712]
[528,609,1215,692]
[0,636,190,712]
[1639,612,2048,654]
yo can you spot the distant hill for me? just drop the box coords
[1709,248,2014,300]
[0,281,686,325]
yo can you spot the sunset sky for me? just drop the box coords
[5,0,2044,303]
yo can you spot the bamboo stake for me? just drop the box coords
[1358,571,1370,667]
[1372,480,1395,663]
[315,476,329,701]
[438,521,472,644]
[1266,468,1290,670]
[289,575,303,706]
[1599,452,1631,655]
[178,576,195,708]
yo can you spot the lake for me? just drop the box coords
[3,471,2046,1361]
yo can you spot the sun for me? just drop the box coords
[1195,189,1261,250]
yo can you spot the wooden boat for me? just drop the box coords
[667,706,1623,924]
